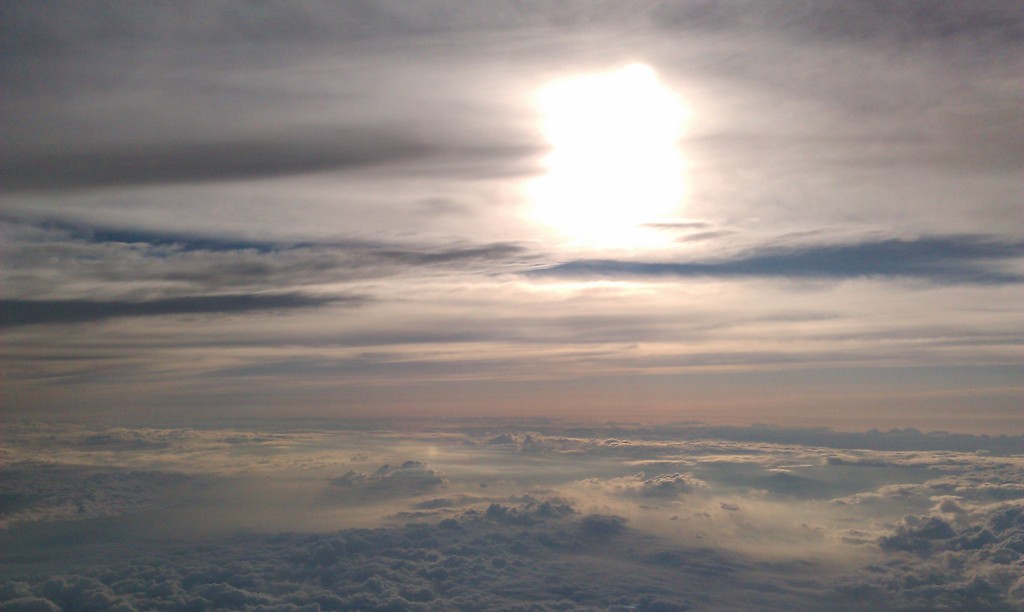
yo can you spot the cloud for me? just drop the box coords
[1,216,530,305]
[0,596,62,612]
[584,472,707,500]
[2,131,540,190]
[832,465,1024,510]
[0,499,837,611]
[675,230,736,243]
[503,423,1024,456]
[530,235,1024,284]
[751,471,829,498]
[0,132,436,192]
[32,577,137,612]
[16,219,298,253]
[0,293,355,327]
[643,221,713,230]
[11,490,1016,611]
[79,428,176,451]
[629,424,1024,455]
[1,0,1021,603]
[0,464,193,529]
[1,2,547,198]
[325,461,447,501]
[649,0,1023,43]
[0,1,654,57]
[2,420,1022,610]
[880,515,958,554]
[836,502,1024,609]
[579,513,627,536]
[484,498,576,527]
[412,495,486,510]
[31,216,528,264]
[1,0,1020,425]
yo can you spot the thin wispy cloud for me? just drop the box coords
[0,293,359,328]
[532,235,1024,284]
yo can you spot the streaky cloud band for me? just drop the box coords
[0,292,362,327]
[528,235,1024,284]
[0,132,431,192]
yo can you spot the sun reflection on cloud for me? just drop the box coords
[524,64,689,250]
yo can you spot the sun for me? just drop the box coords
[524,64,688,250]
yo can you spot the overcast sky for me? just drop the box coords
[2,1,1022,432]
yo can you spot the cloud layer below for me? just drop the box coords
[2,419,1022,610]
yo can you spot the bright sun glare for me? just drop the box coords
[525,64,688,249]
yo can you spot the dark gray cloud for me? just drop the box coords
[0,293,355,328]
[4,495,1019,610]
[0,132,434,193]
[579,513,627,536]
[1,217,531,310]
[48,218,529,262]
[0,464,193,528]
[649,0,1023,43]
[530,235,1024,284]
[0,499,837,611]
[325,461,447,501]
[837,503,1024,611]
[2,421,1022,610]
[585,472,707,500]
[1,2,551,202]
[0,1,646,58]
[20,219,297,253]
[8,215,528,260]
[5,1,1018,59]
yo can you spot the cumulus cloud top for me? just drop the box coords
[2,420,1021,609]
[326,461,447,499]
[583,472,706,499]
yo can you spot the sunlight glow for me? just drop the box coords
[525,64,689,249]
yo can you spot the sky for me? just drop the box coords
[1,3,1023,609]
[2,1,1022,433]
